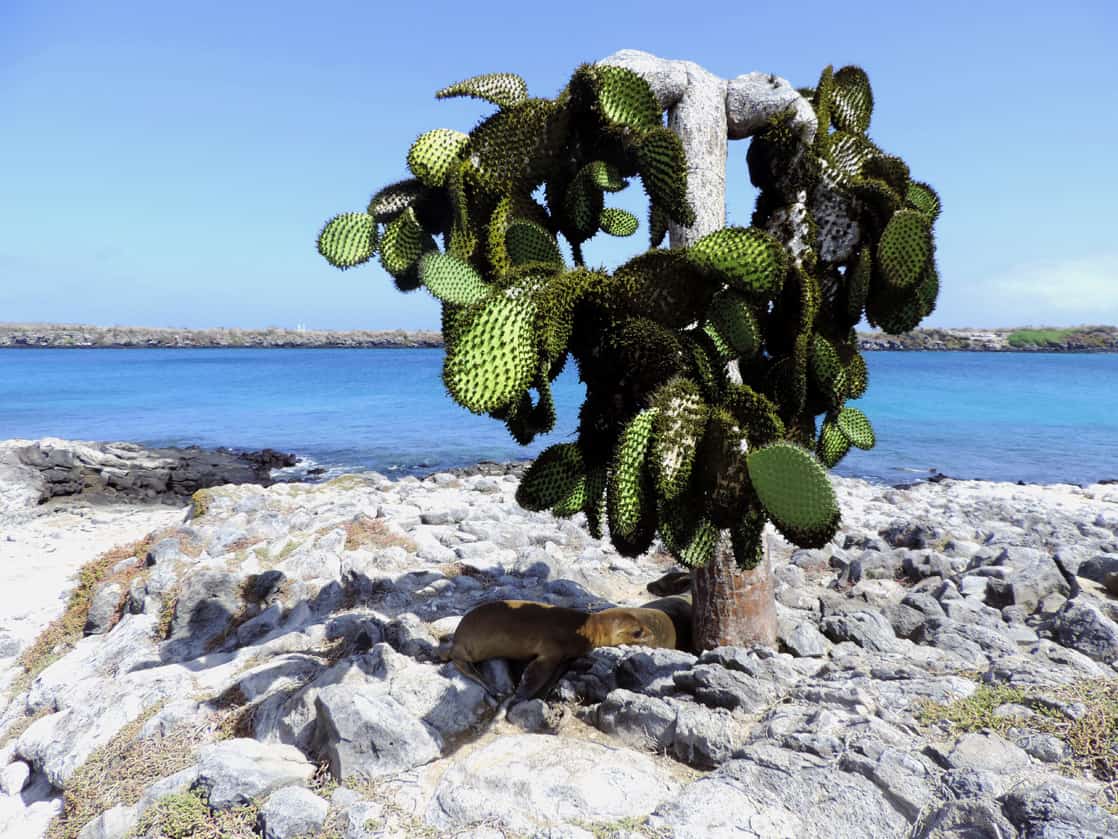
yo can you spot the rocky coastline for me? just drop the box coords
[1,438,1117,837]
[3,323,1117,352]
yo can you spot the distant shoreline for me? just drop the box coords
[1,323,1116,352]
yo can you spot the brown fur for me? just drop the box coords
[646,569,692,597]
[641,595,694,653]
[447,600,676,700]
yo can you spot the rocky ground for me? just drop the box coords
[1,442,1117,838]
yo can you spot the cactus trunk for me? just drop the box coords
[693,534,777,649]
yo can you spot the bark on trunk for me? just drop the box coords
[692,534,777,649]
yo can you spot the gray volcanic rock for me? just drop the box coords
[258,786,329,839]
[1049,600,1118,663]
[194,739,314,809]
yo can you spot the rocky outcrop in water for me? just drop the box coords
[1,456,1117,837]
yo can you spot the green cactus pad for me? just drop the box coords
[648,203,670,249]
[591,64,662,129]
[862,154,910,196]
[877,209,932,290]
[724,383,785,445]
[467,99,565,192]
[367,179,424,222]
[746,441,840,548]
[709,290,761,358]
[846,246,873,323]
[562,174,604,238]
[418,251,490,306]
[812,65,835,153]
[443,292,537,414]
[826,132,879,183]
[687,227,788,297]
[505,219,563,268]
[836,406,875,449]
[730,507,766,570]
[635,128,695,227]
[609,318,687,391]
[698,408,753,527]
[600,208,639,237]
[589,161,626,192]
[607,409,658,538]
[317,212,377,270]
[516,443,585,512]
[810,334,844,403]
[612,250,716,329]
[845,351,868,399]
[379,207,433,278]
[677,517,719,568]
[866,284,925,334]
[916,261,940,317]
[436,73,529,109]
[407,129,469,188]
[584,465,607,539]
[905,181,941,222]
[649,377,708,505]
[817,417,852,468]
[702,323,735,362]
[830,66,873,134]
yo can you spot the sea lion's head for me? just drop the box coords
[590,607,677,650]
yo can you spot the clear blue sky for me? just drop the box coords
[2,0,1115,331]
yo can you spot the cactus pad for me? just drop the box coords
[407,129,469,188]
[607,409,658,538]
[418,251,490,307]
[698,408,753,526]
[635,128,695,227]
[877,209,932,289]
[830,66,873,134]
[817,417,852,467]
[612,250,716,329]
[730,506,766,570]
[678,517,719,568]
[600,207,639,237]
[649,377,708,504]
[317,212,377,270]
[436,73,528,109]
[443,292,537,414]
[589,161,627,192]
[592,64,662,129]
[505,219,563,268]
[905,181,941,222]
[516,443,585,512]
[836,406,874,449]
[709,290,761,358]
[687,227,788,297]
[379,207,432,278]
[845,351,869,399]
[367,179,424,222]
[746,441,840,547]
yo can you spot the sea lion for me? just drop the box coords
[646,569,692,597]
[640,595,694,653]
[447,600,676,701]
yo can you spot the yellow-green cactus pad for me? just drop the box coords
[367,178,424,222]
[877,209,932,290]
[407,129,469,188]
[635,128,695,227]
[418,251,490,307]
[702,322,735,362]
[709,290,761,358]
[468,99,565,192]
[845,351,868,399]
[436,73,528,109]
[516,443,585,512]
[677,517,719,568]
[836,406,874,449]
[379,207,433,278]
[830,66,873,134]
[730,506,766,570]
[687,227,788,297]
[812,65,835,153]
[505,219,563,268]
[591,64,662,129]
[906,181,941,223]
[443,292,537,414]
[317,212,377,270]
[607,408,658,538]
[589,160,626,192]
[649,377,708,504]
[746,441,840,548]
[600,208,639,237]
[817,417,851,468]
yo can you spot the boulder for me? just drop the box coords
[258,786,329,839]
[194,739,314,809]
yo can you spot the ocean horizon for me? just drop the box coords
[1,348,1115,488]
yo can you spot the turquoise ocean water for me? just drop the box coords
[0,349,1114,486]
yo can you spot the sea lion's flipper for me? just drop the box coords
[452,655,500,698]
[514,655,568,701]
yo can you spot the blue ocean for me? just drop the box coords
[0,349,1115,487]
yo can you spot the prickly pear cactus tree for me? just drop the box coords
[317,51,941,650]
